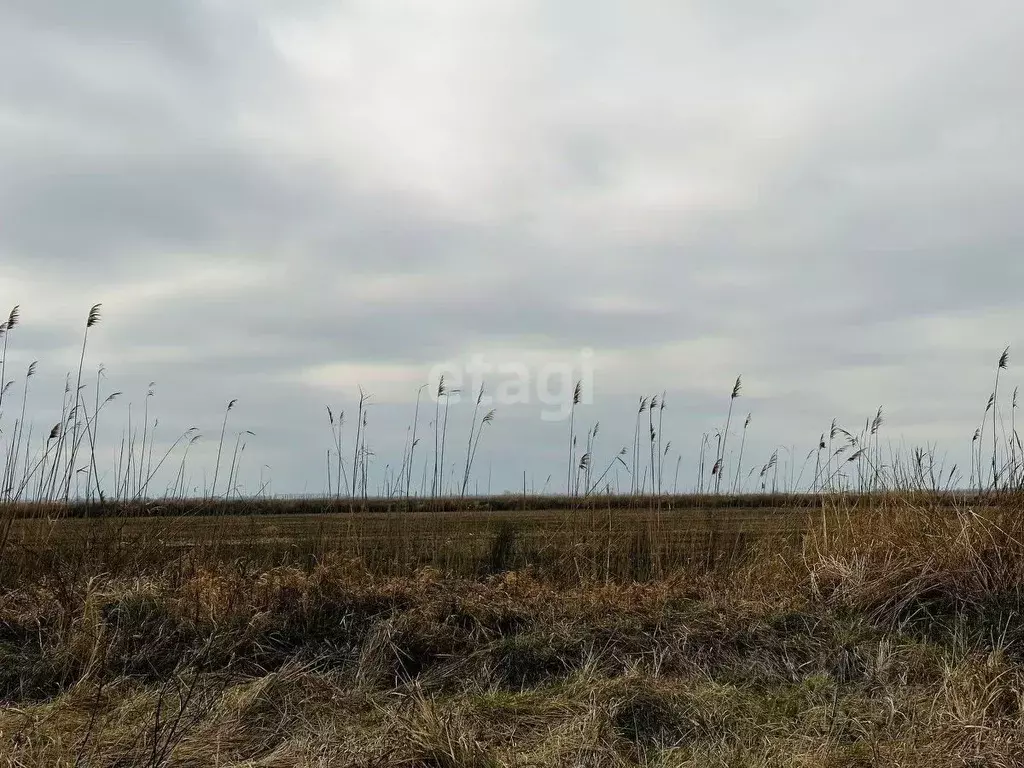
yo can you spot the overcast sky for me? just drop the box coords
[2,1,1023,497]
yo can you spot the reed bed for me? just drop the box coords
[2,304,1022,506]
[3,303,1024,766]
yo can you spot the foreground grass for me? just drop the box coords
[3,494,1024,766]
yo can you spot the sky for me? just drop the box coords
[1,1,1023,497]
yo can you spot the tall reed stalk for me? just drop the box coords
[631,397,648,495]
[432,376,445,498]
[211,399,237,498]
[327,406,345,498]
[138,383,155,497]
[647,394,658,496]
[992,347,1009,489]
[567,381,582,496]
[656,393,666,494]
[1012,387,1020,487]
[462,384,494,497]
[465,406,495,497]
[870,407,884,493]
[715,376,741,494]
[352,388,369,497]
[978,395,994,494]
[733,414,751,493]
[64,304,101,501]
[438,384,456,498]
[0,306,19,415]
[407,385,426,498]
[3,361,35,501]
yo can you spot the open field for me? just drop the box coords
[4,305,1024,764]
[1,491,992,584]
[5,493,1024,767]
[2,498,813,585]
[3,0,1024,760]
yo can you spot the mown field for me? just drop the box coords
[4,492,1024,767]
[2,497,813,583]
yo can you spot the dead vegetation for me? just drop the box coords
[3,494,1024,766]
[4,305,1024,765]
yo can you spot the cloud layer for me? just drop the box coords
[2,1,1022,495]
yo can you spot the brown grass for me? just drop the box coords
[3,307,1023,764]
[3,493,1024,766]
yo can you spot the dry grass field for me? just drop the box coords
[2,497,812,583]
[4,492,1024,767]
[3,307,1024,765]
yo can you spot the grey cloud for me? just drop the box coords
[2,1,1022,495]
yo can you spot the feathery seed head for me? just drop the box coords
[731,375,742,399]
[86,303,102,328]
[871,407,884,435]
